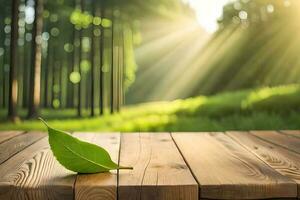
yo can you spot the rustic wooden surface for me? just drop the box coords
[0,131,24,143]
[172,132,296,199]
[118,133,198,200]
[74,133,120,200]
[0,133,76,200]
[281,130,300,139]
[0,131,45,164]
[228,131,300,198]
[0,131,299,200]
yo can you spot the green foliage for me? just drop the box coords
[123,26,137,90]
[101,18,112,28]
[40,118,132,173]
[219,0,300,27]
[176,84,300,117]
[1,84,300,132]
[189,0,300,96]
[70,9,94,29]
[1,0,198,115]
[69,10,112,29]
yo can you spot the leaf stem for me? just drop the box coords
[38,117,50,128]
[119,166,134,170]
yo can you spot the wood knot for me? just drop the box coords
[151,164,163,169]
[160,139,170,142]
[170,164,187,170]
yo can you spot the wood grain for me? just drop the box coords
[118,133,198,200]
[0,131,46,164]
[0,137,76,199]
[74,133,120,200]
[280,130,300,139]
[172,132,296,199]
[251,131,300,154]
[0,131,24,143]
[228,131,300,197]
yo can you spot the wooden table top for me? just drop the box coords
[0,130,299,200]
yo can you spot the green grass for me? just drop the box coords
[1,84,300,132]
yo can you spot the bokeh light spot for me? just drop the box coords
[101,18,112,28]
[267,4,274,13]
[93,17,101,26]
[70,72,81,84]
[64,43,74,53]
[50,27,60,37]
[52,99,60,109]
[80,60,91,72]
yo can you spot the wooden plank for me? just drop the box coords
[251,131,300,154]
[172,132,296,199]
[200,199,297,200]
[118,133,198,200]
[0,131,46,164]
[281,130,300,139]
[0,131,24,143]
[0,137,76,199]
[74,132,120,200]
[227,131,300,198]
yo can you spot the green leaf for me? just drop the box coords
[39,118,133,173]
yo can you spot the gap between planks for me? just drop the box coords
[0,131,46,164]
[0,132,198,200]
[0,131,26,144]
[0,137,76,199]
[0,131,119,200]
[227,131,300,198]
[172,132,297,199]
[74,132,120,200]
[74,132,199,200]
[1,133,298,197]
[170,132,201,200]
[118,132,198,200]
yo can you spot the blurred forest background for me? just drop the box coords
[1,0,300,131]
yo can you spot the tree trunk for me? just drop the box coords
[8,0,20,121]
[116,26,120,112]
[3,27,10,108]
[59,60,63,108]
[117,26,124,111]
[67,26,76,108]
[90,5,96,117]
[0,14,4,108]
[27,0,44,118]
[110,9,114,114]
[73,28,79,109]
[22,23,31,108]
[121,29,125,106]
[0,52,3,108]
[99,2,105,115]
[116,23,122,112]
[77,0,84,117]
[51,43,56,108]
[43,38,51,108]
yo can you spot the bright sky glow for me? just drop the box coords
[186,0,231,33]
